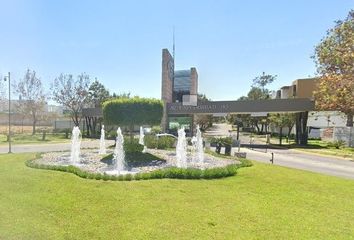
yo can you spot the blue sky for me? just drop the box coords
[0,0,353,101]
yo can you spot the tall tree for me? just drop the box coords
[51,73,90,126]
[252,72,277,97]
[88,79,110,107]
[14,69,47,135]
[111,92,131,99]
[313,10,354,126]
[269,113,296,145]
[247,87,267,100]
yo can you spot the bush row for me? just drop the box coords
[26,160,248,181]
[108,136,175,152]
[144,135,175,149]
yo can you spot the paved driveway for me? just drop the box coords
[206,123,354,180]
[240,147,354,180]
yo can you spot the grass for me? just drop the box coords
[1,153,354,239]
[0,133,72,145]
[289,140,354,160]
[252,135,354,160]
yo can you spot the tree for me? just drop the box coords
[103,97,163,139]
[313,10,354,126]
[236,73,277,134]
[194,93,212,131]
[111,92,131,99]
[252,72,277,96]
[247,87,266,100]
[88,79,110,107]
[197,93,210,102]
[14,69,47,135]
[269,113,296,145]
[194,115,212,131]
[51,73,90,126]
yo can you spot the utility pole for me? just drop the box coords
[4,72,12,153]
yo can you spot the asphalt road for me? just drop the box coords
[207,123,354,180]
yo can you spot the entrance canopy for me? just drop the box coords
[167,98,315,115]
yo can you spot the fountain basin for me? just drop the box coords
[31,148,240,179]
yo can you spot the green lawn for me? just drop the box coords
[289,140,354,160]
[1,153,354,239]
[253,135,354,160]
[0,133,73,145]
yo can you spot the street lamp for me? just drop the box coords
[3,72,12,153]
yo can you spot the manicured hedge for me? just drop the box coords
[144,135,175,149]
[102,97,163,126]
[26,158,252,181]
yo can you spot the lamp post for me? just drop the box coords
[3,72,12,153]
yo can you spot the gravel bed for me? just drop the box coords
[34,148,239,174]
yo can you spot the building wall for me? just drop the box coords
[280,86,292,99]
[161,49,174,131]
[307,111,347,128]
[161,49,174,104]
[190,67,198,95]
[292,78,318,99]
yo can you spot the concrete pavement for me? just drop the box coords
[240,147,354,180]
[207,123,354,180]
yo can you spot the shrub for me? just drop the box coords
[110,175,118,181]
[124,138,144,153]
[134,173,142,180]
[157,136,175,149]
[103,97,163,137]
[151,126,162,134]
[102,173,110,181]
[144,135,175,149]
[124,174,133,181]
[144,135,158,148]
[237,159,253,168]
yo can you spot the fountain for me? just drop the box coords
[112,127,126,174]
[35,120,236,177]
[196,125,204,165]
[99,125,106,154]
[139,126,147,153]
[70,126,81,165]
[176,127,187,168]
[191,136,197,164]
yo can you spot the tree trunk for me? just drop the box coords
[72,112,80,127]
[287,124,294,141]
[32,117,36,135]
[85,117,90,136]
[346,113,353,127]
[295,112,309,145]
[92,117,97,136]
[279,127,283,145]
